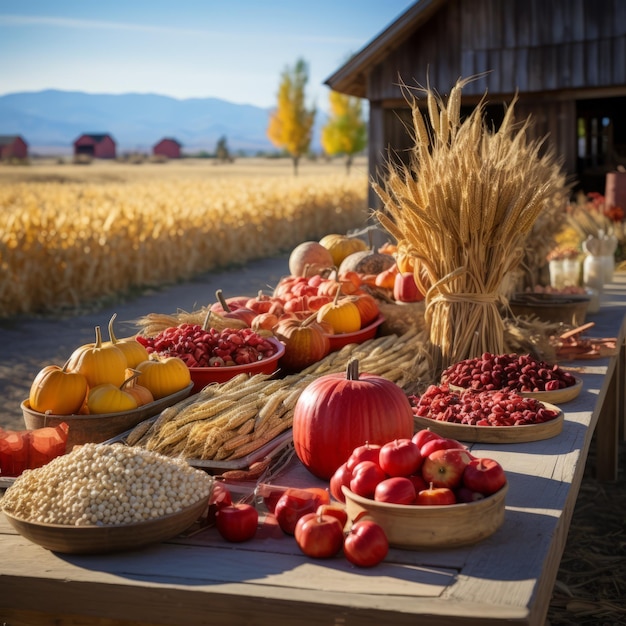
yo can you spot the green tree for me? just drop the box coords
[215,136,231,163]
[267,58,316,175]
[321,90,367,175]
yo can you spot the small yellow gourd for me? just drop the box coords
[135,356,191,399]
[87,381,138,415]
[316,289,361,334]
[107,313,150,368]
[28,358,88,415]
[67,325,128,389]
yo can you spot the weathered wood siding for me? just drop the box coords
[367,0,626,102]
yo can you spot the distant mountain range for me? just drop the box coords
[0,90,326,156]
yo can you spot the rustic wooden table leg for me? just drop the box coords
[595,323,625,481]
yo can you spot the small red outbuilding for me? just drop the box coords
[153,138,182,159]
[0,135,28,160]
[73,133,116,159]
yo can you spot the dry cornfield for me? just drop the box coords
[0,159,370,318]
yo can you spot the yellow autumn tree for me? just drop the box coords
[267,58,316,175]
[321,91,367,175]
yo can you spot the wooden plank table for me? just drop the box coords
[1,275,625,626]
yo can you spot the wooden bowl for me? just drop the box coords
[21,383,194,450]
[509,293,590,326]
[2,495,208,554]
[326,315,385,351]
[342,482,508,550]
[413,402,564,443]
[449,375,583,404]
[187,337,285,392]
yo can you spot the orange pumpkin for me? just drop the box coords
[374,264,399,289]
[347,293,380,327]
[273,313,331,372]
[28,359,88,415]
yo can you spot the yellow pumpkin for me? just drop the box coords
[316,289,361,334]
[28,358,88,415]
[135,356,191,399]
[67,325,128,389]
[319,234,369,267]
[87,382,138,415]
[107,313,150,368]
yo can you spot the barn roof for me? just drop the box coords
[0,135,25,146]
[76,133,115,143]
[155,137,182,146]
[324,0,446,98]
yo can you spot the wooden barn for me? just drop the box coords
[325,0,626,207]
[153,138,182,159]
[73,133,116,159]
[0,135,28,161]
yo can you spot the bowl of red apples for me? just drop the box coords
[334,429,508,549]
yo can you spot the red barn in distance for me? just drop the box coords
[153,137,182,159]
[73,133,116,159]
[0,135,28,160]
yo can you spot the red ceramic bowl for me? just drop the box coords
[187,337,285,392]
[326,315,385,351]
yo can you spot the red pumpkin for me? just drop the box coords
[293,359,414,479]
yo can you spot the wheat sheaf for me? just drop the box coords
[373,77,568,374]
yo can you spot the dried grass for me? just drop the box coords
[373,78,569,375]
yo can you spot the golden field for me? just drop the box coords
[0,157,370,318]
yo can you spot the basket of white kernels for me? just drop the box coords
[1,443,214,554]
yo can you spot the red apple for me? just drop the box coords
[346,442,382,472]
[374,476,416,504]
[207,481,233,524]
[419,436,467,458]
[462,457,507,495]
[294,511,344,559]
[330,462,353,503]
[421,448,473,489]
[378,438,422,477]
[349,460,387,499]
[393,271,424,303]
[316,503,349,529]
[215,503,259,542]
[411,428,441,450]
[415,482,456,505]
[274,488,319,535]
[343,520,389,567]
[455,485,486,503]
[407,473,428,493]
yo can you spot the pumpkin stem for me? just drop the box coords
[108,313,120,344]
[302,311,319,327]
[332,284,343,305]
[215,289,231,312]
[93,325,103,349]
[121,369,142,390]
[202,309,212,331]
[346,358,360,380]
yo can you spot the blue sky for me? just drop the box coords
[0,1,416,110]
